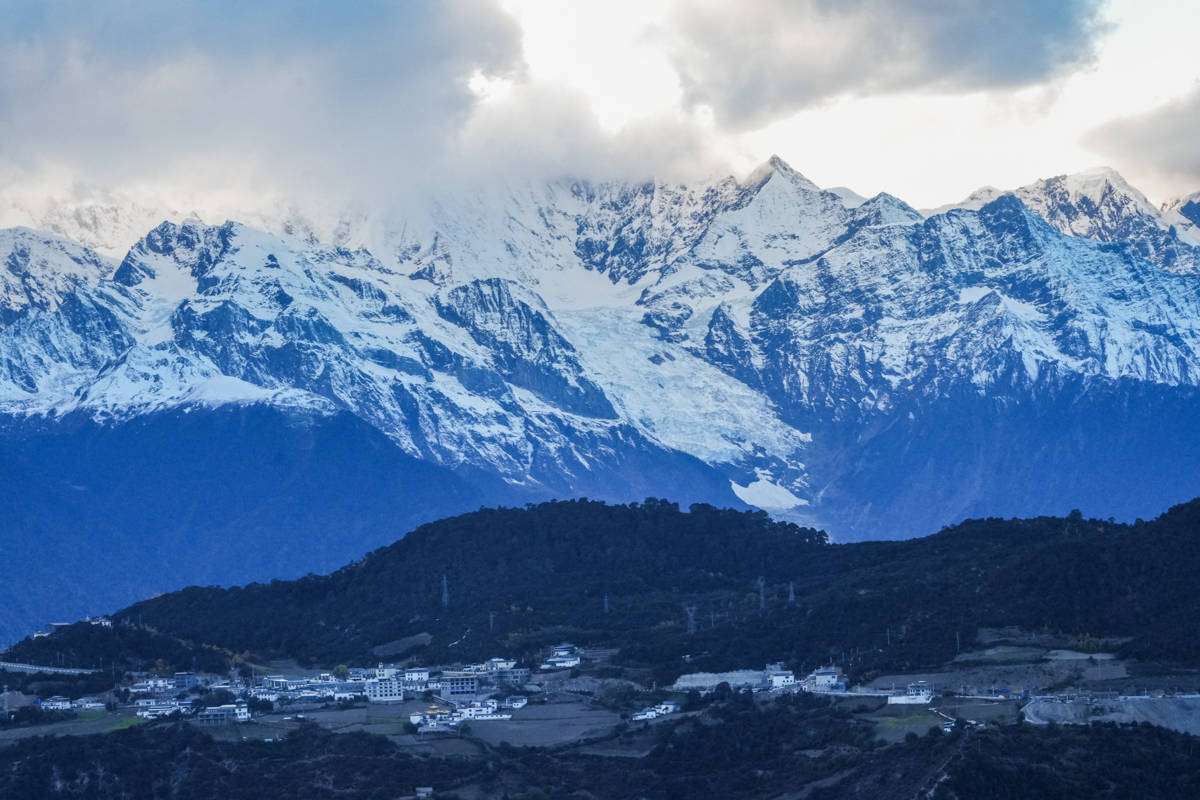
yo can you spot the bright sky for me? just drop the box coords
[498,0,1200,206]
[1,0,1198,210]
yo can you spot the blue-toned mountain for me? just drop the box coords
[1,160,1199,642]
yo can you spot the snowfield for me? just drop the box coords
[2,158,1200,535]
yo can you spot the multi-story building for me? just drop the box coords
[173,672,199,689]
[365,675,405,703]
[766,663,796,689]
[493,667,531,686]
[194,702,251,725]
[438,671,478,698]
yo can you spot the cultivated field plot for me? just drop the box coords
[869,655,1128,697]
[468,700,621,747]
[931,699,1018,725]
[0,710,147,744]
[865,710,944,744]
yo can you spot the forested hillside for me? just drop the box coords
[9,497,1198,683]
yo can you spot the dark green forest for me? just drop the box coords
[7,496,1200,685]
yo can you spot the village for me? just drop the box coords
[4,633,975,747]
[8,622,1200,752]
[0,633,827,735]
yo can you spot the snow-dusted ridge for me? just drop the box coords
[930,167,1200,273]
[2,158,1200,536]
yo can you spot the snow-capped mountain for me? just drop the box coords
[0,228,114,323]
[931,168,1200,274]
[3,158,1200,643]
[1165,190,1200,234]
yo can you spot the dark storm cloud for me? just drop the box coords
[664,0,1109,128]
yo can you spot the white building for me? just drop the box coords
[137,704,185,719]
[195,702,251,724]
[262,675,291,692]
[887,681,934,705]
[410,705,457,728]
[803,666,846,692]
[365,675,405,704]
[767,663,796,689]
[631,708,659,721]
[41,696,72,711]
[540,654,581,670]
[131,677,173,693]
[458,700,511,720]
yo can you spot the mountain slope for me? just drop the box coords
[0,227,113,324]
[932,168,1200,273]
[12,497,1200,681]
[3,162,1200,641]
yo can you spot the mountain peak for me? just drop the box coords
[922,186,1004,216]
[1049,166,1142,200]
[826,186,867,208]
[1165,191,1200,228]
[767,153,791,171]
[743,155,819,192]
[0,227,114,321]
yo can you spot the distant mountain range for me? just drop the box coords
[2,159,1200,643]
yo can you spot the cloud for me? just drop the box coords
[1085,83,1200,196]
[454,82,730,188]
[0,0,1144,219]
[0,0,524,206]
[662,0,1109,129]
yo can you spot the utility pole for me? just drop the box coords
[441,574,449,609]
[489,611,496,633]
[603,593,610,614]
[788,581,795,604]
[684,604,698,635]
[956,631,961,654]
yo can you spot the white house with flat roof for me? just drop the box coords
[887,681,933,705]
[766,663,796,689]
[802,666,846,692]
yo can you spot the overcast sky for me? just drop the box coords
[1,0,1197,211]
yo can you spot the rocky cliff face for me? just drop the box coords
[2,159,1199,642]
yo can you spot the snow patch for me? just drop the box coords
[731,477,807,510]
